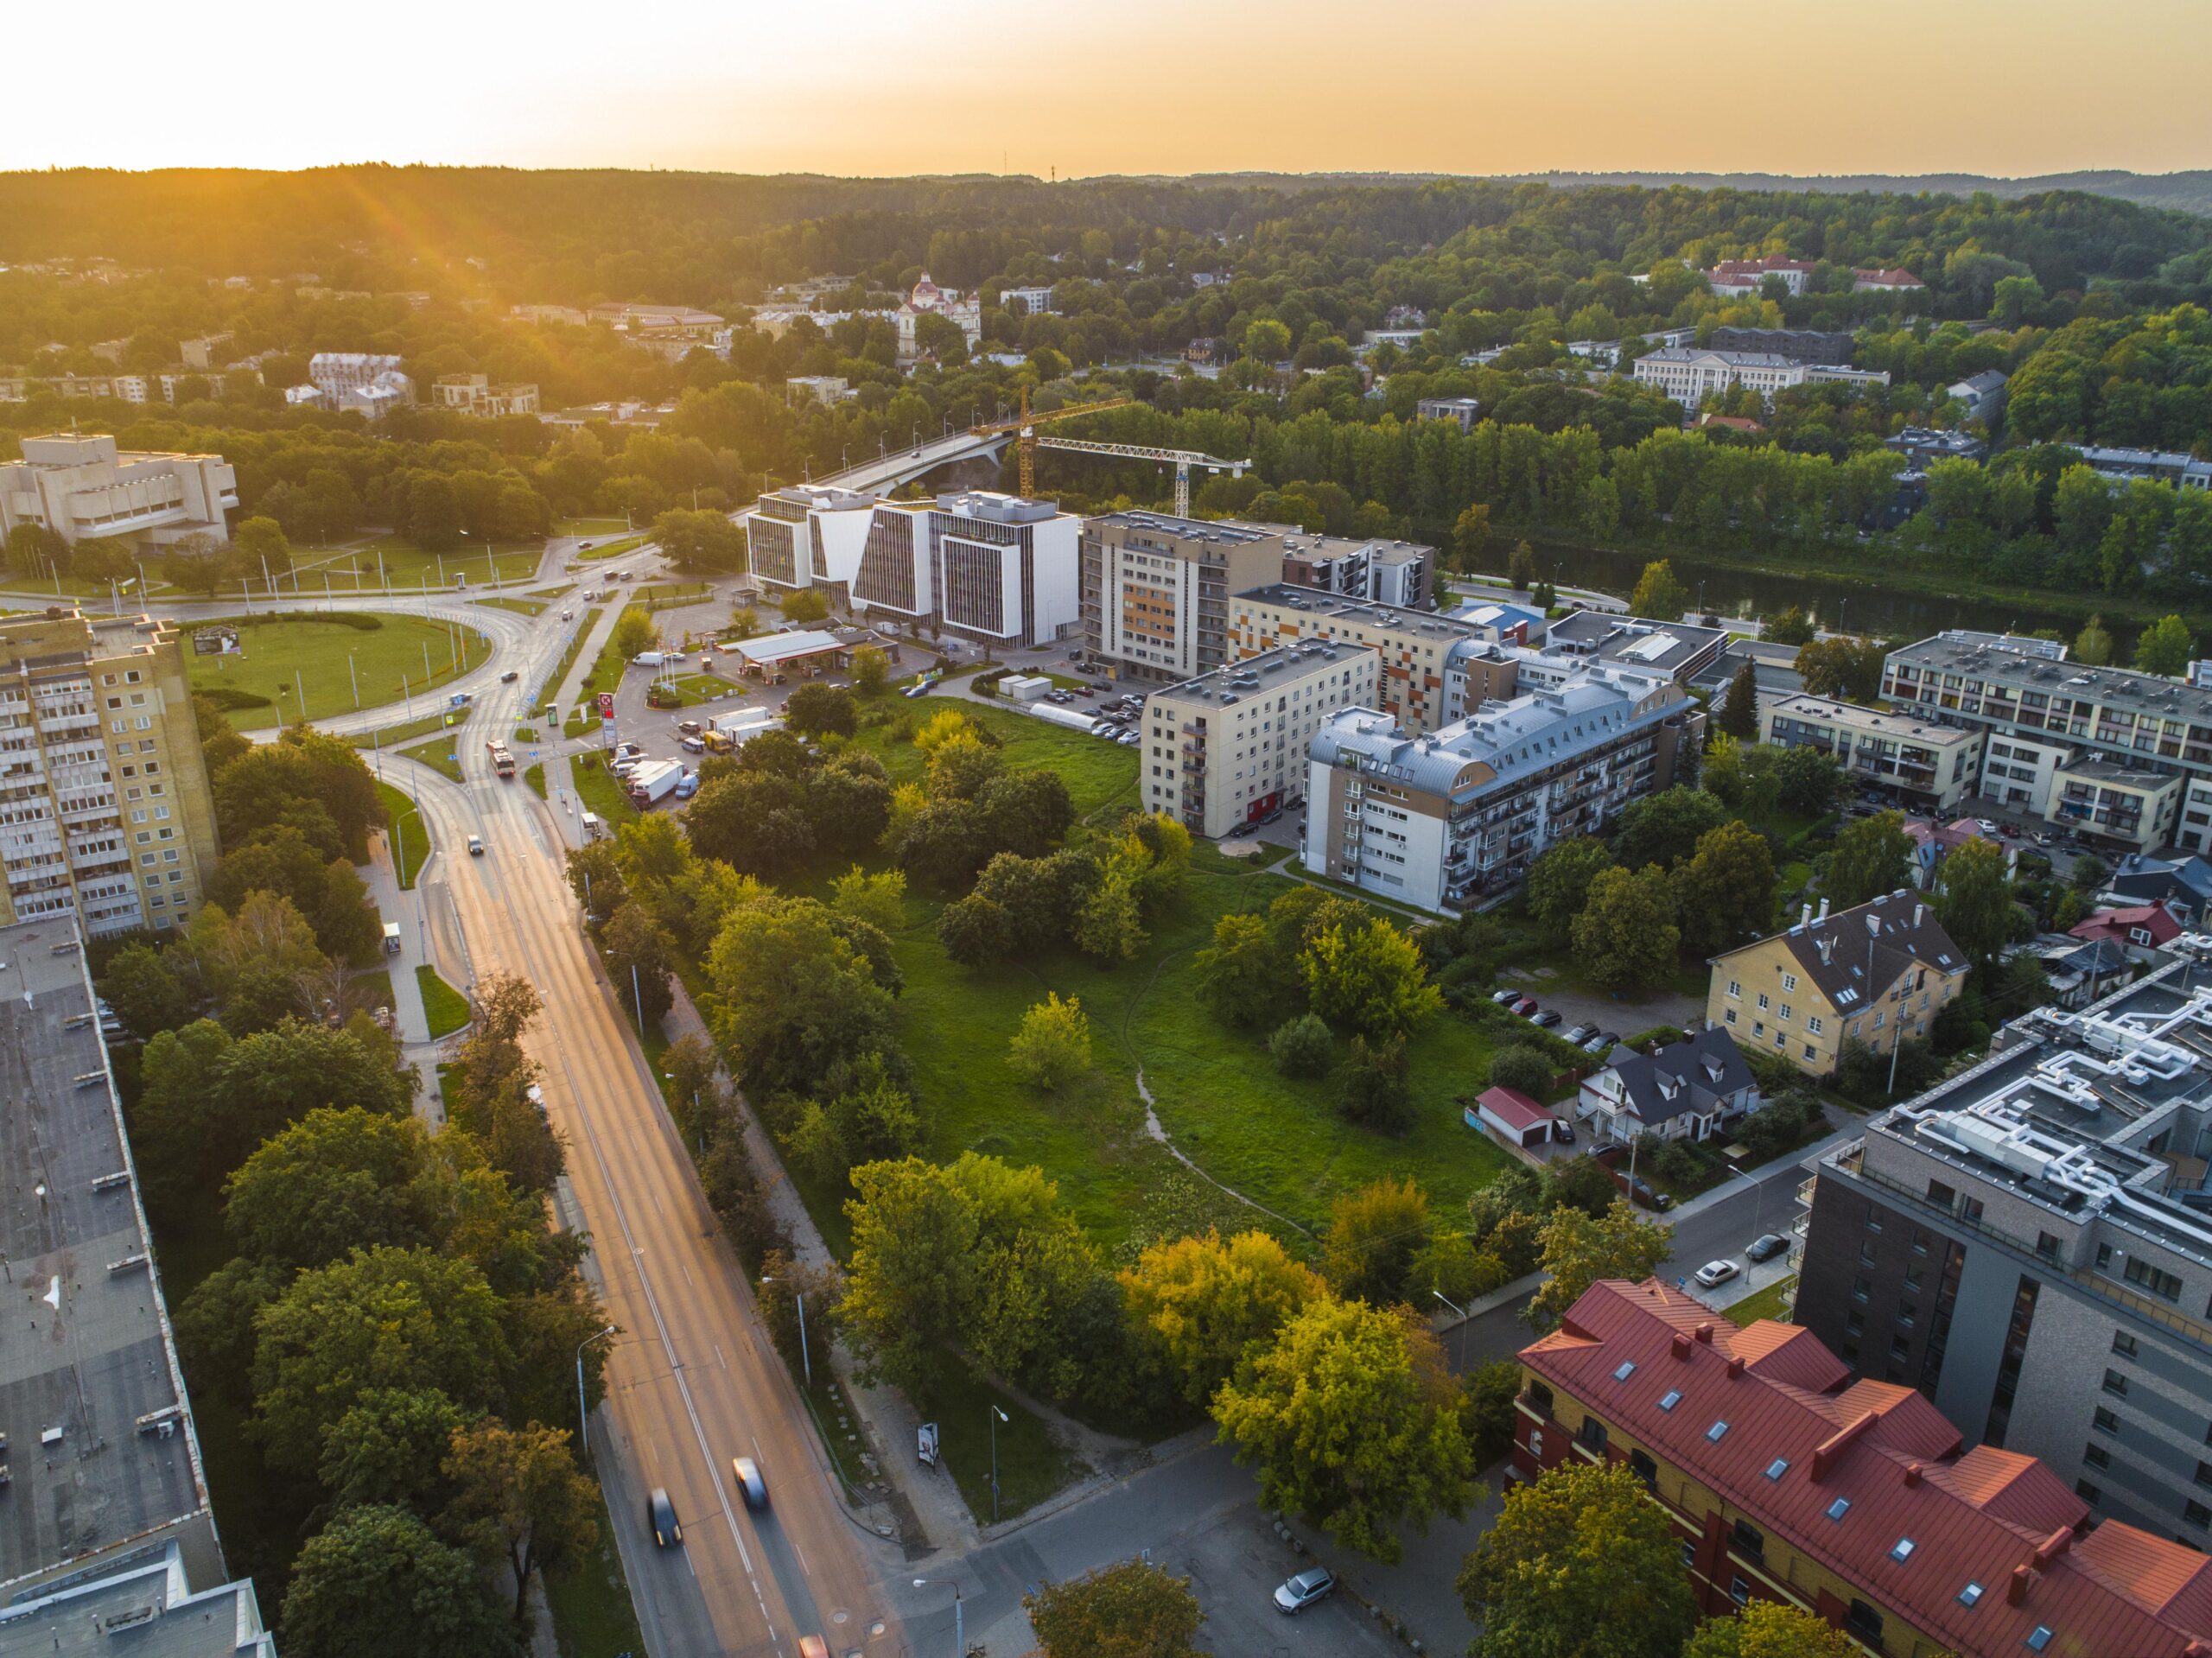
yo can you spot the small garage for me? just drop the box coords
[1471,1085,1554,1148]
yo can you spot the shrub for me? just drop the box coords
[1485,1044,1554,1097]
[1268,1013,1334,1077]
[195,685,276,712]
[1334,1034,1413,1134]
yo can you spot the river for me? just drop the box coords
[1530,540,2144,654]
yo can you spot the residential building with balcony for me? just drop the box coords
[1141,641,1377,838]
[431,373,540,417]
[1884,631,2212,854]
[0,435,237,550]
[1230,585,1480,734]
[1512,1276,2212,1658]
[1707,893,1969,1079]
[1303,665,1699,912]
[1764,695,1986,812]
[1079,511,1289,684]
[1792,953,2212,1547]
[1414,395,1483,433]
[851,491,1081,649]
[739,484,877,606]
[1276,531,1433,609]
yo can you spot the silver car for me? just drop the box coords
[1274,1567,1335,1614]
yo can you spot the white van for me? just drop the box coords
[382,922,402,956]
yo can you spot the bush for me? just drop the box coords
[1485,1044,1554,1097]
[1637,1134,1707,1185]
[1334,1033,1413,1134]
[1622,1024,1685,1051]
[195,685,276,712]
[1268,1013,1334,1077]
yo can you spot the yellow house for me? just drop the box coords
[1707,891,1968,1077]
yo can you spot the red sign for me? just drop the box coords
[596,692,615,719]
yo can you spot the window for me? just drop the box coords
[1612,1361,1637,1382]
[2025,1629,2054,1654]
[1726,980,1741,999]
[1846,1312,1866,1337]
[1959,1581,1985,1608]
[2190,1502,2212,1530]
[2037,1232,2063,1263]
[2095,1408,2120,1436]
[1729,1574,1751,1605]
[1731,1519,1764,1560]
[1764,1458,1789,1481]
[2078,1480,2102,1504]
[1757,993,1770,1010]
[1826,1497,1852,1522]
[2196,1462,2212,1490]
[1847,1601,1884,1644]
[1577,1417,1608,1453]
[1929,1178,1956,1207]
[1706,1420,1729,1443]
[1808,1017,1823,1035]
[2126,1256,2185,1302]
[1658,1389,1681,1412]
[2105,1369,2130,1397]
[2085,1442,2110,1470]
[1853,1276,1871,1303]
[1528,1382,1554,1413]
[1890,1537,1916,1562]
[1680,1540,1695,1569]
[1783,973,1797,992]
[1630,1449,1657,1490]
[2113,1332,2139,1358]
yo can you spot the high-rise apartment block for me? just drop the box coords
[1079,511,1289,683]
[0,610,219,937]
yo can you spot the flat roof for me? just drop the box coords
[1083,511,1284,546]
[0,1547,270,1655]
[1769,694,1980,746]
[1236,583,1471,641]
[1153,640,1368,708]
[733,629,846,666]
[1891,632,2212,727]
[0,921,219,1597]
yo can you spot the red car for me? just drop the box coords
[1511,995,1540,1017]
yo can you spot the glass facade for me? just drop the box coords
[750,518,799,585]
[855,510,919,612]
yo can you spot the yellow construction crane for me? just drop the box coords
[969,386,1129,499]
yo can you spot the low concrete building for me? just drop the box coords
[1141,639,1377,838]
[1474,1085,1554,1148]
[1763,694,1986,812]
[0,435,237,550]
[1414,395,1483,433]
[785,375,855,406]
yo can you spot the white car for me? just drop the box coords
[1274,1567,1336,1615]
[1694,1259,1741,1289]
[1975,817,1999,835]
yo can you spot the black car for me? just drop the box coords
[1746,1232,1789,1262]
[499,670,519,683]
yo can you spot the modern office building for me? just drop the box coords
[0,611,220,937]
[0,435,237,550]
[1884,631,2212,854]
[852,491,1081,649]
[1079,511,1290,683]
[1706,892,1970,1078]
[0,920,273,1653]
[1303,664,1700,911]
[741,484,877,605]
[1792,952,2212,1548]
[1513,1277,2212,1658]
[1141,641,1378,836]
[1763,694,1988,813]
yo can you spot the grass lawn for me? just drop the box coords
[578,630,629,697]
[636,581,711,606]
[851,696,1141,824]
[349,707,470,753]
[401,735,465,783]
[525,762,548,800]
[351,966,396,1013]
[544,1486,647,1658]
[333,535,543,588]
[191,612,492,729]
[571,756,639,826]
[1729,1274,1796,1325]
[556,517,631,537]
[474,594,547,616]
[376,782,429,887]
[547,607,605,702]
[416,965,471,1038]
[576,535,647,562]
[650,670,743,708]
[907,1350,1083,1524]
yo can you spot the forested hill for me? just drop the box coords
[1513,171,2212,219]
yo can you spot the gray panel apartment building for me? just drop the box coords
[1795,951,2212,1546]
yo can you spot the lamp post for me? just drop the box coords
[575,1324,617,1457]
[912,1578,963,1658]
[760,1274,810,1388]
[989,1403,1008,1523]
[1433,1288,1469,1370]
[1727,1163,1765,1285]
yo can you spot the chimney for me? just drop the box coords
[2034,1528,2073,1568]
[1817,897,1830,921]
[2009,1565,2035,1607]
[1800,903,1813,928]
[1726,1355,1745,1378]
[1818,937,1834,965]
[1671,1331,1692,1361]
[1694,1322,1714,1344]
[1914,904,1925,928]
[1904,1462,1923,1487]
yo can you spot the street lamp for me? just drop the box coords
[1433,1288,1469,1371]
[1727,1164,1766,1283]
[575,1324,617,1456]
[912,1577,963,1657]
[989,1403,1008,1523]
[760,1273,811,1388]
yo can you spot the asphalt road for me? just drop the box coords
[376,596,905,1658]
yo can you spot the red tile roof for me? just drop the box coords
[1522,1280,2212,1658]
[1853,267,1927,287]
[2071,905,2183,946]
[1477,1085,1551,1132]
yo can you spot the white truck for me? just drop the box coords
[626,759,684,807]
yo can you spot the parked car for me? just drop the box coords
[681,735,706,753]
[1118,732,1140,746]
[677,720,703,735]
[1563,1022,1596,1045]
[731,1456,767,1511]
[1582,1032,1612,1055]
[648,1489,682,1547]
[1273,1568,1336,1615]
[1694,1259,1741,1288]
[1532,1008,1564,1028]
[1552,1116,1576,1143]
[615,742,644,759]
[1746,1233,1789,1263]
[1491,988,1522,1005]
[1975,817,1999,835]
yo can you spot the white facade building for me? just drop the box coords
[741,485,876,602]
[895,273,983,358]
[1632,348,1890,407]
[308,352,413,419]
[1000,285,1058,315]
[0,435,235,548]
[852,491,1082,649]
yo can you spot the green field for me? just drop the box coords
[400,735,465,783]
[473,594,546,616]
[1729,1274,1797,1325]
[350,967,396,1017]
[321,535,543,588]
[851,696,1141,824]
[576,535,647,562]
[189,612,493,729]
[544,1487,647,1658]
[348,707,469,753]
[651,670,743,708]
[571,756,639,825]
[416,966,471,1038]
[555,517,630,537]
[908,1350,1083,1523]
[376,782,429,888]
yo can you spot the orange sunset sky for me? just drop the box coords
[10,0,2208,178]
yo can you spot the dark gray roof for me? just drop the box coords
[1744,890,1968,1011]
[1600,1027,1758,1127]
[2109,854,2212,913]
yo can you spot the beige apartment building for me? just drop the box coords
[1762,694,1986,813]
[1705,891,1968,1077]
[0,434,236,549]
[1231,583,1477,733]
[1080,511,1288,683]
[1142,641,1378,838]
[433,374,541,417]
[0,611,220,936]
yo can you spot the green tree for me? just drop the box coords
[649,507,745,571]
[1792,636,1885,701]
[233,515,293,581]
[1486,1044,1554,1097]
[1682,1600,1862,1658]
[316,1388,468,1513]
[1267,1012,1334,1077]
[2073,613,2114,666]
[829,866,906,934]
[704,893,901,1097]
[1452,505,1492,568]
[1525,836,1615,940]
[442,1419,601,1625]
[1025,1560,1205,1658]
[1823,810,1915,909]
[785,682,858,738]
[1457,1462,1694,1658]
[221,1107,430,1271]
[1120,1229,1324,1409]
[1764,606,1815,645]
[1527,1200,1672,1331]
[1714,660,1760,739]
[1334,1032,1413,1132]
[1196,910,1295,1026]
[1627,559,1688,620]
[1508,541,1537,589]
[1774,744,1842,816]
[1611,786,1727,871]
[1320,1175,1430,1305]
[2135,613,2197,678]
[779,587,832,624]
[1935,837,2015,968]
[610,605,659,659]
[851,645,890,695]
[604,900,677,1026]
[1300,916,1441,1039]
[281,1505,518,1658]
[1008,991,1091,1090]
[97,942,191,1039]
[1671,820,1777,956]
[1571,866,1680,993]
[1213,1297,1476,1564]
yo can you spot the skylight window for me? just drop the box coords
[1613,1362,1637,1382]
[1827,1498,1851,1522]
[1707,1420,1730,1443]
[1959,1583,1984,1608]
[1764,1458,1789,1480]
[2025,1629,2053,1653]
[1659,1390,1681,1412]
[1891,1538,1916,1562]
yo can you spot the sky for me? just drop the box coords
[10,0,2209,181]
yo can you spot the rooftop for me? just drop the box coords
[1719,889,1967,1008]
[0,1544,270,1656]
[0,921,221,1598]
[1237,583,1472,643]
[1547,611,1727,677]
[1525,1280,2212,1658]
[1637,346,1800,369]
[1152,639,1365,708]
[1083,511,1286,547]
[1891,632,2212,726]
[1769,694,1983,746]
[1278,531,1433,567]
[732,629,847,666]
